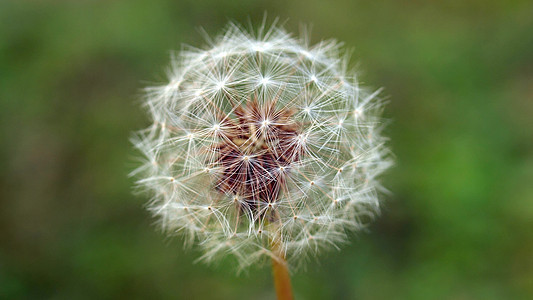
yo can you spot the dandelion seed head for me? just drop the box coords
[133,21,392,269]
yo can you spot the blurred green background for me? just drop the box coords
[1,0,532,299]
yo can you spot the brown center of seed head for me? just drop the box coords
[214,100,303,216]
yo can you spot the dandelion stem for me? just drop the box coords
[271,236,294,300]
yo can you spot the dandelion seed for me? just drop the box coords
[216,80,226,90]
[260,77,270,86]
[300,50,313,59]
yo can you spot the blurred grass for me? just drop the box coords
[1,0,532,299]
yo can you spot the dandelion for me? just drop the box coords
[132,21,392,299]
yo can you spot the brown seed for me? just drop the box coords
[214,99,303,217]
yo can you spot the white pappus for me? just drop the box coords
[132,21,393,270]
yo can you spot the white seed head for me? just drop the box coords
[132,22,393,270]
